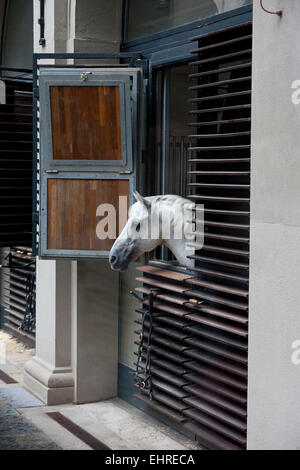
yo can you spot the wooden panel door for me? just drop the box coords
[38,68,141,258]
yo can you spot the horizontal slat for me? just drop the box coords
[188,170,249,175]
[189,48,252,67]
[189,62,251,79]
[187,266,248,284]
[185,277,248,298]
[189,90,251,103]
[183,420,242,450]
[152,378,191,400]
[189,76,251,91]
[184,290,248,312]
[184,361,247,391]
[183,409,246,447]
[183,314,247,337]
[188,146,250,152]
[189,117,251,126]
[188,183,249,189]
[187,255,249,271]
[189,132,250,138]
[183,349,247,378]
[191,34,252,54]
[134,394,187,423]
[136,265,192,281]
[188,158,250,163]
[183,372,247,403]
[196,208,250,216]
[184,337,247,364]
[182,384,246,417]
[183,396,246,432]
[188,244,249,257]
[136,276,188,294]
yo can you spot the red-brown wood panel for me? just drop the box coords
[47,178,129,250]
[50,86,122,160]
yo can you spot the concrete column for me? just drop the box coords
[71,260,119,404]
[247,0,300,450]
[24,260,74,404]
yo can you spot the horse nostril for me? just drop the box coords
[110,255,116,264]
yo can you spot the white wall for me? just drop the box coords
[247,0,300,450]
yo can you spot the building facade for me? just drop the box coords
[1,0,300,450]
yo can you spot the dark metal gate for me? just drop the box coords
[133,21,251,450]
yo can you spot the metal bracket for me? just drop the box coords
[81,72,93,82]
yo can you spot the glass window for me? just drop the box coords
[126,0,252,41]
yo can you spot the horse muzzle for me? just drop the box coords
[109,253,130,272]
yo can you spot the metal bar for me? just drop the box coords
[190,34,252,54]
[189,62,251,79]
[189,76,251,91]
[189,48,252,67]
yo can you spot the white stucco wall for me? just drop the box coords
[247,0,300,450]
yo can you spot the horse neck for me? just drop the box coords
[152,199,194,268]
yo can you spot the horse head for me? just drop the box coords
[109,192,197,271]
[109,192,160,271]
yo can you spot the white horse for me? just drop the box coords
[109,192,196,271]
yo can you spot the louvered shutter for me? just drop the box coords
[0,72,33,247]
[133,22,252,451]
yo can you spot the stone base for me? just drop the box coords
[23,357,74,406]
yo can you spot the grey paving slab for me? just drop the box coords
[0,387,43,408]
[0,432,62,450]
[0,415,39,436]
[0,399,19,417]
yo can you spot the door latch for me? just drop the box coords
[81,72,92,82]
[45,169,59,174]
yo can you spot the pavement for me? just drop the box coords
[0,330,199,451]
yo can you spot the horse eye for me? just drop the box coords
[136,223,141,232]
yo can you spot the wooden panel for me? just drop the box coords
[47,179,129,250]
[50,86,122,160]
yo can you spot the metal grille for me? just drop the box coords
[0,69,33,247]
[2,247,36,345]
[133,22,252,450]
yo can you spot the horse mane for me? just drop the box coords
[146,194,192,207]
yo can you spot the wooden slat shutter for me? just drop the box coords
[133,22,252,450]
[0,73,33,247]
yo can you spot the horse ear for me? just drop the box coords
[133,191,151,209]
